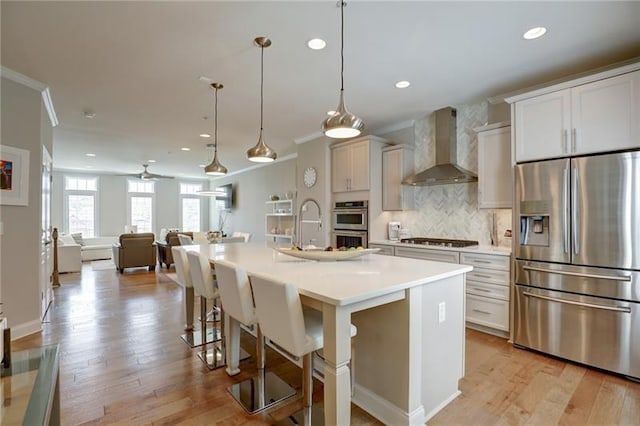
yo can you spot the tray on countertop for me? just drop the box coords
[274,247,380,261]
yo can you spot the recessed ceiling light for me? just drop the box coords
[198,164,206,168]
[85,153,96,157]
[181,147,191,151]
[327,110,336,116]
[83,110,96,119]
[148,159,156,163]
[523,27,547,40]
[199,133,211,138]
[307,38,326,50]
[395,80,411,89]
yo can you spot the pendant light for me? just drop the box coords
[322,1,364,139]
[247,37,277,163]
[204,82,228,175]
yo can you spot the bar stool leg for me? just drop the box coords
[181,295,220,348]
[198,299,226,370]
[275,352,324,426]
[227,326,296,414]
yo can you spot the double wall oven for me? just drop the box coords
[331,200,368,248]
[514,151,640,379]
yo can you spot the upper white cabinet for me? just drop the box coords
[382,145,414,211]
[513,69,640,162]
[476,124,512,209]
[514,90,570,161]
[331,139,370,192]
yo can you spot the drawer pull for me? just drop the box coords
[472,309,492,315]
[472,260,492,264]
[472,273,494,279]
[471,287,491,293]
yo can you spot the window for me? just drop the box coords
[64,176,98,237]
[128,180,155,233]
[180,182,202,232]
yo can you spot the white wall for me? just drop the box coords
[208,157,297,243]
[0,76,52,335]
[51,171,209,237]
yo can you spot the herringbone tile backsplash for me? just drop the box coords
[395,101,513,247]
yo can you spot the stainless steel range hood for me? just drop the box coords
[402,107,477,186]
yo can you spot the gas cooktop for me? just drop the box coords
[400,237,479,248]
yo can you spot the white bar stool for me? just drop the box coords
[214,259,295,414]
[249,272,357,425]
[186,250,225,369]
[174,246,217,348]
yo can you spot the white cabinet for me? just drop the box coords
[394,246,460,264]
[514,70,640,162]
[382,145,414,211]
[331,139,370,192]
[514,90,570,161]
[460,252,510,333]
[265,200,295,242]
[476,124,512,208]
[368,243,395,256]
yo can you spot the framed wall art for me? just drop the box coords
[0,145,30,206]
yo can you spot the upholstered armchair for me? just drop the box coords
[112,233,157,273]
[156,231,193,269]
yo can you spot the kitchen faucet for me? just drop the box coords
[297,198,322,248]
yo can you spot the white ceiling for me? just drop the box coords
[2,1,640,179]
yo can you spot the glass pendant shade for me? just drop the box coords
[247,37,277,163]
[322,1,364,139]
[322,90,364,138]
[205,82,228,175]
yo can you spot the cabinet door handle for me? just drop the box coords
[571,128,577,152]
[562,129,568,153]
[472,309,492,315]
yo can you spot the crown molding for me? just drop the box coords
[372,119,415,136]
[294,131,325,145]
[1,66,59,127]
[208,153,298,180]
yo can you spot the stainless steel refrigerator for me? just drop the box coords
[514,150,640,379]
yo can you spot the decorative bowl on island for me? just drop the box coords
[274,247,380,261]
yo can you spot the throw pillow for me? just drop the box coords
[59,234,76,246]
[71,232,85,246]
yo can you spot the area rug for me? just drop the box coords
[91,260,115,271]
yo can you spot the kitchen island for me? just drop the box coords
[188,242,472,425]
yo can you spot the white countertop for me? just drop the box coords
[369,240,512,257]
[185,242,473,307]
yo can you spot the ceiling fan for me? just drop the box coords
[125,164,174,180]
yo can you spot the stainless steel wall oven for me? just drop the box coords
[332,201,368,248]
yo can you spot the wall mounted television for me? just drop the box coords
[215,183,233,210]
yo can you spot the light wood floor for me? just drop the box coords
[12,263,640,425]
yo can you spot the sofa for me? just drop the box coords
[57,234,82,273]
[81,236,118,261]
[157,231,193,269]
[112,233,157,273]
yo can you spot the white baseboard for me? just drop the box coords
[352,384,426,425]
[10,319,42,340]
[424,390,461,422]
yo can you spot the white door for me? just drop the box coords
[40,146,53,319]
[515,90,571,162]
[571,70,640,155]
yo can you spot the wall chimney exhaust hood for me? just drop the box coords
[402,107,477,186]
